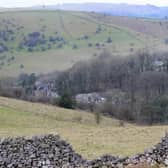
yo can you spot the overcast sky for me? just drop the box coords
[1,0,168,8]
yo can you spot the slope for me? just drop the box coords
[0,96,168,160]
[0,10,165,78]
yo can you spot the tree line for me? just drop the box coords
[54,50,168,124]
[1,50,168,124]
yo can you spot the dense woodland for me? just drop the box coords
[1,50,168,124]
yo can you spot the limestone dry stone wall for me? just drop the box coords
[0,134,168,167]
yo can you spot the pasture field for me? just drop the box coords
[0,96,167,160]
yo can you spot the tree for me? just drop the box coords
[58,92,75,109]
[18,73,37,96]
[72,44,78,49]
[140,96,168,124]
[94,111,102,125]
[153,96,168,123]
[107,37,112,43]
[140,104,161,125]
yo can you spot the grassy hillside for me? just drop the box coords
[90,12,168,39]
[0,10,166,78]
[0,96,168,159]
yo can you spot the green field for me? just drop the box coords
[0,96,167,160]
[0,10,165,78]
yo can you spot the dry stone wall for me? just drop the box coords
[0,134,168,167]
[0,135,86,168]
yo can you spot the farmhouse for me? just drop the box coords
[34,81,59,98]
[76,92,106,104]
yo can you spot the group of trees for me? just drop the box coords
[0,19,19,53]
[20,31,66,52]
[54,50,168,124]
[56,51,168,95]
[0,43,8,53]
[0,73,37,99]
[2,50,168,124]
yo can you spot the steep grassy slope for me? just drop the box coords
[92,13,168,39]
[0,10,162,78]
[0,96,168,159]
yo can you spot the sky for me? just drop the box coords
[1,0,168,8]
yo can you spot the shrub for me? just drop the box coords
[20,64,24,69]
[11,56,15,61]
[88,43,92,47]
[41,47,46,51]
[107,37,112,43]
[72,44,78,49]
[96,26,102,34]
[57,44,63,49]
[83,35,89,40]
[48,44,51,49]
[95,43,100,47]
[58,92,75,109]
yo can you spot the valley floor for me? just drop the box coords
[0,96,167,160]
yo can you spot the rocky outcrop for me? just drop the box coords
[1,134,168,167]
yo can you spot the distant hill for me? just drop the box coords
[34,3,168,19]
[1,3,168,19]
[0,10,167,78]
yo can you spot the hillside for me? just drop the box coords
[0,96,168,159]
[47,3,168,19]
[0,10,166,78]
